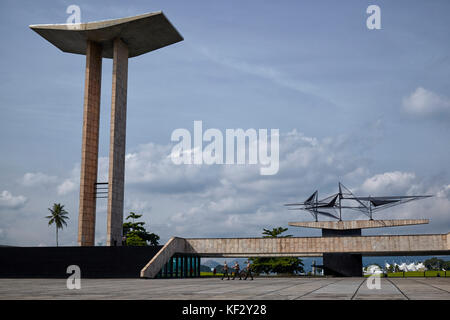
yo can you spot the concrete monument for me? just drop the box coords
[30,12,183,246]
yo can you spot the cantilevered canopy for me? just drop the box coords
[29,11,183,58]
[288,219,430,230]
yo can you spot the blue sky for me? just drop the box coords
[0,0,449,246]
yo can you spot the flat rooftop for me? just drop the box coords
[29,11,183,58]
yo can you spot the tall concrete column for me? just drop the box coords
[107,38,129,246]
[78,41,102,246]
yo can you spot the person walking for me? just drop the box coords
[244,260,254,280]
[221,261,230,280]
[232,261,241,280]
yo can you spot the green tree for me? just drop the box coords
[444,261,450,271]
[250,227,304,275]
[45,203,69,247]
[122,212,160,246]
[424,257,450,271]
[262,227,292,238]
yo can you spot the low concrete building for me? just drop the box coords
[141,219,450,278]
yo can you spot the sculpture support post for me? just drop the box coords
[78,41,102,246]
[107,38,129,246]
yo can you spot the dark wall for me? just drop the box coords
[0,246,162,278]
[323,253,363,277]
[322,229,362,237]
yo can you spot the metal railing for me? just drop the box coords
[95,182,108,199]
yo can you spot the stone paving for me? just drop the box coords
[0,277,449,300]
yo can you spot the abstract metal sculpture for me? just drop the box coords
[284,182,431,221]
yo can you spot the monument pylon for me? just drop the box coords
[30,11,183,246]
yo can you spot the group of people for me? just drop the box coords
[220,260,253,280]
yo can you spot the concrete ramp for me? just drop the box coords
[140,237,194,278]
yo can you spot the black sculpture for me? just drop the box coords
[284,182,432,221]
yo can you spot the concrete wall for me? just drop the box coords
[185,233,449,256]
[322,229,361,237]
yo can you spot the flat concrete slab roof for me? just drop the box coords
[29,11,183,58]
[288,219,429,230]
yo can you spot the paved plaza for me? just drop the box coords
[0,277,449,300]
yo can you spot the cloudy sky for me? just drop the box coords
[0,0,449,246]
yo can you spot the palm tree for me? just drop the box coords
[262,227,292,238]
[46,203,69,247]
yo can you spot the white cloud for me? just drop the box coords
[56,164,80,196]
[124,198,150,213]
[21,172,57,187]
[360,171,416,195]
[436,184,450,200]
[357,175,449,232]
[5,130,449,245]
[0,190,27,209]
[379,183,450,231]
[402,87,450,116]
[198,46,322,97]
[124,142,219,194]
[119,130,371,239]
[57,179,76,195]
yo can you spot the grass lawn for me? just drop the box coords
[386,271,448,277]
[203,271,449,278]
[363,271,448,277]
[200,272,224,277]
